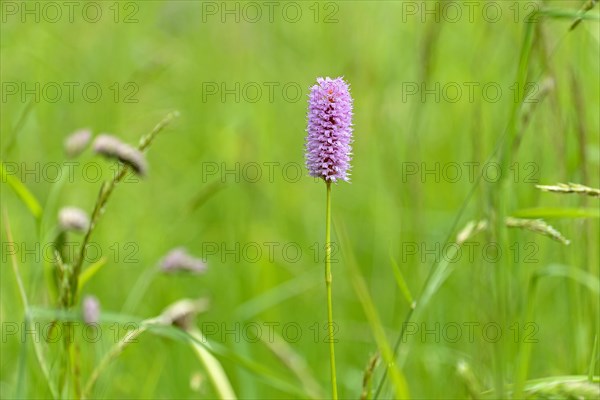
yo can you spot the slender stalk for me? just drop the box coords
[324,182,338,399]
[71,111,179,302]
[513,278,539,399]
[69,337,81,398]
[589,332,599,382]
[373,306,415,398]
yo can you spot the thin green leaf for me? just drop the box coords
[514,264,600,397]
[534,264,600,295]
[512,207,600,219]
[188,327,237,400]
[1,161,42,219]
[337,221,411,399]
[189,180,226,212]
[259,328,324,399]
[173,328,311,398]
[78,257,108,291]
[235,269,320,320]
[589,333,599,382]
[537,8,599,21]
[389,254,414,307]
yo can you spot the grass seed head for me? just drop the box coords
[58,206,90,233]
[93,134,148,177]
[64,128,92,158]
[160,247,207,274]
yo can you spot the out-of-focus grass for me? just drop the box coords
[1,1,599,398]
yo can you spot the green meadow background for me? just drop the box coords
[1,1,599,398]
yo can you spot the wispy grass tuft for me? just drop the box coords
[505,217,571,245]
[536,182,600,197]
[510,375,600,398]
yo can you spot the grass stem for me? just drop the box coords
[325,181,338,399]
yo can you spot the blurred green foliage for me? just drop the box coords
[1,1,598,398]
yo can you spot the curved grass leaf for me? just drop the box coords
[29,306,308,399]
[188,327,237,399]
[77,257,108,291]
[534,263,600,295]
[1,161,42,220]
[389,255,414,307]
[259,329,324,399]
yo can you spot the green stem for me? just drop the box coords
[70,338,81,399]
[589,332,599,382]
[325,182,338,399]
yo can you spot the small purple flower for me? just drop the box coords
[305,77,353,182]
[82,295,100,325]
[160,247,207,274]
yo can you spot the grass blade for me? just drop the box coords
[534,264,600,295]
[590,333,599,382]
[514,264,600,397]
[512,207,600,219]
[1,161,42,220]
[235,270,320,320]
[389,254,414,307]
[188,328,237,399]
[77,257,108,291]
[337,221,411,399]
[259,329,324,399]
